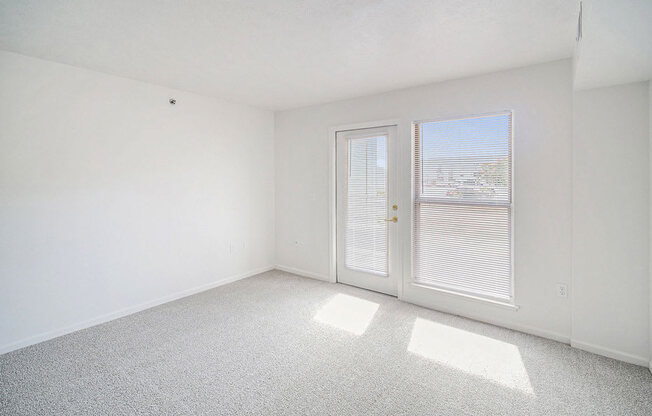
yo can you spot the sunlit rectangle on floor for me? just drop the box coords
[313,294,379,335]
[408,317,533,394]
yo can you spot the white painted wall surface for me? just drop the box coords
[572,82,650,365]
[275,60,574,341]
[0,51,275,352]
[650,81,652,371]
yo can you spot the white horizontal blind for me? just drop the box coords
[414,112,512,301]
[345,135,388,275]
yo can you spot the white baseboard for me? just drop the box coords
[570,339,649,367]
[276,266,569,344]
[9,264,645,370]
[404,296,570,344]
[275,265,330,282]
[0,265,274,355]
[274,268,652,368]
[491,320,570,344]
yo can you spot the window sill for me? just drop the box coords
[410,282,520,311]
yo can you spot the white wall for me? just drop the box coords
[650,81,652,371]
[0,51,275,353]
[572,82,650,365]
[3,50,649,368]
[276,60,574,341]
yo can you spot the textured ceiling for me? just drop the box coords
[0,0,578,110]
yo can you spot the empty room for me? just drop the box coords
[1,1,651,415]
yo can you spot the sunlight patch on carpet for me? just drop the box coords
[313,294,379,335]
[408,317,534,395]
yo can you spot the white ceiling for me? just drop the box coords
[0,0,578,110]
[574,0,652,90]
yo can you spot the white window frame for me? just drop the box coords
[411,110,515,306]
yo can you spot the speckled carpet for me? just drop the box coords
[1,270,651,415]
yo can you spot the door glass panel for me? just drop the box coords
[345,135,388,275]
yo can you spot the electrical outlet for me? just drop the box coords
[556,283,568,298]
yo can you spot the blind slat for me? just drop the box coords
[345,135,388,276]
[414,112,512,301]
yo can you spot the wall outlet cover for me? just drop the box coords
[556,283,568,298]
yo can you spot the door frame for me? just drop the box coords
[328,119,409,297]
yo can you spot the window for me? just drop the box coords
[345,135,388,275]
[413,112,512,302]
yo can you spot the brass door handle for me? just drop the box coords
[384,216,398,223]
